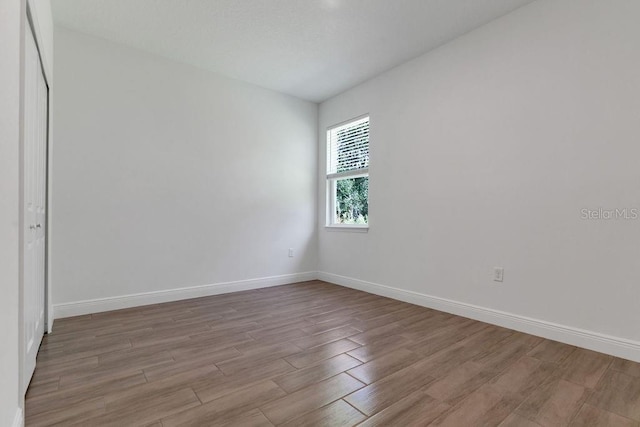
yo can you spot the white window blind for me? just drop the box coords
[327,116,369,179]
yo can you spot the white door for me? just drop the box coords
[23,24,48,390]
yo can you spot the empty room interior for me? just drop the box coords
[3,0,640,426]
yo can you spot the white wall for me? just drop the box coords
[319,0,640,357]
[0,0,25,424]
[53,28,318,311]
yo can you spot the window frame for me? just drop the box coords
[325,115,370,231]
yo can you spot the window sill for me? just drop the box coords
[324,225,369,233]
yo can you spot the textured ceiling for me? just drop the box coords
[52,0,536,102]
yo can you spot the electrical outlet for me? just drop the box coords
[494,267,504,282]
[288,248,294,258]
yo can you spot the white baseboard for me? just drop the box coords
[47,311,54,334]
[317,271,640,363]
[12,407,23,427]
[53,272,317,319]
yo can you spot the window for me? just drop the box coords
[327,116,369,227]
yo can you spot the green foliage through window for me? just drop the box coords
[335,177,368,224]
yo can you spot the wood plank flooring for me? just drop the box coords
[26,281,640,426]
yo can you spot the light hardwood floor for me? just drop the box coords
[26,281,640,426]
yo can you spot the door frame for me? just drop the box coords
[21,1,51,394]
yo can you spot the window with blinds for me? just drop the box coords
[326,116,369,227]
[327,116,369,178]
